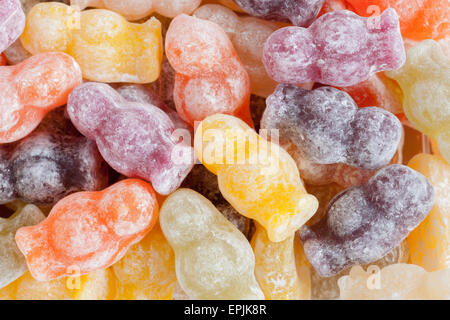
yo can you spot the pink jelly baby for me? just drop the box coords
[0,0,25,53]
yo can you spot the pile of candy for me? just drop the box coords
[0,0,449,300]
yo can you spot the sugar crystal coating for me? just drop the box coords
[0,0,25,53]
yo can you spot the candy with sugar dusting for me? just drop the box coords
[0,0,25,53]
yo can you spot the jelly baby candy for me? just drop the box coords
[233,0,324,26]
[0,0,25,53]
[15,179,158,281]
[317,0,349,17]
[262,85,402,170]
[0,205,45,289]
[298,164,435,277]
[386,40,450,164]
[0,53,5,65]
[71,0,201,20]
[263,9,405,87]
[338,264,450,300]
[3,40,31,65]
[195,114,318,242]
[346,0,450,41]
[0,52,82,144]
[21,2,163,83]
[165,14,252,127]
[407,154,450,271]
[193,4,278,98]
[67,82,194,195]
[160,189,264,300]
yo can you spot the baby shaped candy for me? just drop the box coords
[233,0,324,26]
[15,179,158,281]
[386,40,450,164]
[21,2,163,83]
[165,14,252,127]
[160,188,264,300]
[0,0,25,53]
[193,4,278,98]
[71,0,201,20]
[0,205,45,289]
[0,52,82,144]
[195,114,318,242]
[338,264,450,300]
[298,164,434,277]
[263,9,405,86]
[262,85,402,170]
[68,82,194,195]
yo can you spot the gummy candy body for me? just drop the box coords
[71,0,201,20]
[261,85,402,170]
[263,9,405,86]
[68,82,194,195]
[0,52,82,144]
[195,114,318,242]
[407,154,450,272]
[165,14,252,127]
[21,3,163,83]
[233,0,324,26]
[298,164,434,277]
[338,264,450,300]
[0,0,25,53]
[0,53,5,65]
[15,179,158,281]
[386,40,450,164]
[193,4,278,98]
[160,189,264,300]
[0,205,45,289]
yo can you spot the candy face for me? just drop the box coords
[165,14,252,126]
[298,164,434,277]
[15,179,158,281]
[233,0,324,26]
[159,189,264,300]
[195,114,318,242]
[262,85,402,170]
[0,0,25,53]
[21,3,163,83]
[386,40,450,164]
[0,52,82,144]
[263,9,406,86]
[0,205,45,289]
[68,82,194,195]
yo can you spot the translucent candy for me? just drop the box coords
[0,0,25,53]
[338,264,450,300]
[0,205,45,289]
[407,154,450,271]
[195,114,318,242]
[71,0,201,20]
[159,188,264,300]
[0,53,5,65]
[67,82,194,195]
[386,40,450,164]
[165,14,252,126]
[233,0,324,26]
[262,85,402,170]
[21,2,163,83]
[263,9,405,86]
[305,183,344,227]
[298,164,435,277]
[193,4,278,98]
[15,179,158,281]
[0,52,82,144]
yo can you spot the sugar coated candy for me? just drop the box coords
[262,85,402,170]
[195,114,318,242]
[0,52,82,144]
[0,204,45,289]
[21,2,163,83]
[386,40,450,164]
[165,14,252,126]
[67,82,194,195]
[0,0,25,53]
[159,188,264,300]
[0,53,6,65]
[338,264,450,300]
[298,164,434,277]
[71,0,201,20]
[15,179,158,281]
[233,0,324,27]
[263,9,405,86]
